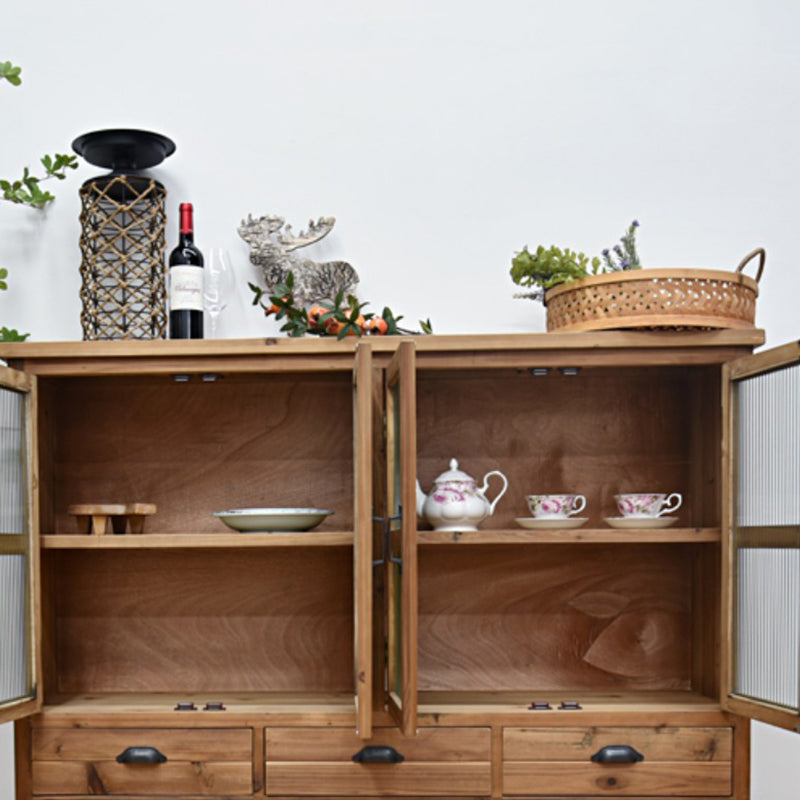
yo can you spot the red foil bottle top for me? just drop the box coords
[179,202,194,234]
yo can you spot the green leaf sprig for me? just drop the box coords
[0,327,29,342]
[0,154,79,208]
[510,245,601,302]
[0,61,22,85]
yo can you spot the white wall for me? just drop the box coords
[1,0,800,796]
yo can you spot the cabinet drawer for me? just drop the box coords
[32,728,252,795]
[266,727,491,796]
[502,727,732,797]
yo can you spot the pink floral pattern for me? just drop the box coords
[432,485,469,504]
[527,494,586,518]
[615,493,682,517]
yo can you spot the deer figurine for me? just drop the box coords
[238,214,359,309]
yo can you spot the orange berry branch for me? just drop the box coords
[249,272,433,339]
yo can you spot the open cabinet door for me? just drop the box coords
[0,365,40,724]
[723,341,800,731]
[353,342,373,739]
[385,340,417,736]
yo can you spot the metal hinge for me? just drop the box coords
[373,507,403,572]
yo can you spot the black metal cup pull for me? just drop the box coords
[590,744,644,763]
[116,746,167,764]
[352,745,405,763]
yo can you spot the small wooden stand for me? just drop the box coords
[68,503,157,535]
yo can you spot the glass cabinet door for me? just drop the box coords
[724,342,800,730]
[385,340,417,736]
[0,366,39,724]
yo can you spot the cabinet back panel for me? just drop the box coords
[416,367,719,528]
[42,374,354,534]
[50,549,353,693]
[418,545,692,691]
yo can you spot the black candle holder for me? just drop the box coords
[72,129,176,340]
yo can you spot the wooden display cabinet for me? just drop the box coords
[0,331,798,799]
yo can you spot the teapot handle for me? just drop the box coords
[480,471,509,514]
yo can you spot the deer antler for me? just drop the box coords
[277,216,336,252]
[238,214,285,246]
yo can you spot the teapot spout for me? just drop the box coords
[415,480,426,517]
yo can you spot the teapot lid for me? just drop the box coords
[433,458,474,483]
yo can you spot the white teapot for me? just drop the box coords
[416,458,508,531]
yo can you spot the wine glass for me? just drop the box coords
[204,248,235,338]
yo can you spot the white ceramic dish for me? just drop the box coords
[213,508,333,533]
[604,516,677,529]
[515,517,588,530]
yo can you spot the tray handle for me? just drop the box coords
[736,247,766,283]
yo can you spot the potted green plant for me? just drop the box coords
[1,60,78,341]
[510,221,642,303]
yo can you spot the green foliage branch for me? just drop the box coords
[1,60,80,341]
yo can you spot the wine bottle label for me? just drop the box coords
[170,266,204,311]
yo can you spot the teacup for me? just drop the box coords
[615,492,682,518]
[526,493,587,519]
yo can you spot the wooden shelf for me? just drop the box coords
[40,692,357,714]
[41,532,354,549]
[37,690,724,725]
[417,527,721,545]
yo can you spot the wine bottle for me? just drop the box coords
[169,202,204,339]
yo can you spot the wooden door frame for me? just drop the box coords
[722,341,800,731]
[385,340,418,736]
[0,365,41,725]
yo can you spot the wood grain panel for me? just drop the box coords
[46,373,355,534]
[416,367,715,530]
[52,549,353,693]
[266,727,490,761]
[32,760,252,794]
[503,727,732,761]
[266,762,490,796]
[502,761,731,796]
[33,727,251,760]
[418,545,692,691]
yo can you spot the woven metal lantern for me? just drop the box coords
[72,129,176,340]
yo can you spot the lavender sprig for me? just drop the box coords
[602,220,642,271]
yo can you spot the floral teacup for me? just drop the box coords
[615,492,682,518]
[526,493,587,519]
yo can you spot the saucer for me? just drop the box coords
[515,517,588,530]
[604,516,677,529]
[213,508,332,532]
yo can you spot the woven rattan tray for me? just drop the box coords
[544,248,764,332]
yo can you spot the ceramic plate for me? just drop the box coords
[515,517,589,530]
[213,508,333,533]
[604,516,677,529]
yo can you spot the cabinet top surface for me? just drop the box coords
[0,329,765,374]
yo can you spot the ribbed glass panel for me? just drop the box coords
[0,387,25,536]
[0,555,29,704]
[733,361,800,710]
[736,548,800,709]
[737,364,800,526]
